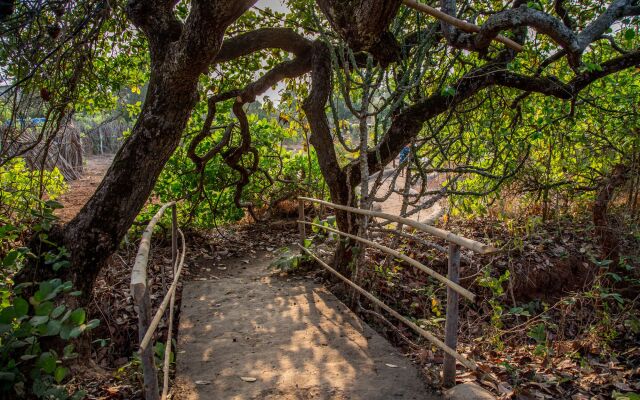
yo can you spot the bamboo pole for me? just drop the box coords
[298,197,499,255]
[301,221,475,302]
[298,244,477,371]
[140,229,187,352]
[298,198,306,251]
[402,0,524,52]
[443,243,461,387]
[170,205,178,292]
[162,228,185,400]
[131,203,175,400]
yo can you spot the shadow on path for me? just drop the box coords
[174,251,441,400]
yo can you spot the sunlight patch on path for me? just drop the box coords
[174,253,440,400]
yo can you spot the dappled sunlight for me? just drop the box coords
[176,257,432,399]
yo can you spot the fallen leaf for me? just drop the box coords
[240,377,257,382]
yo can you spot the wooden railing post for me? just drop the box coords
[443,243,461,387]
[298,198,306,250]
[132,281,160,400]
[171,205,178,284]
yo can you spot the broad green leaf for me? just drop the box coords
[54,366,69,383]
[37,352,57,374]
[70,308,86,325]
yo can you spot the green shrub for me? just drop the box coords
[0,198,99,399]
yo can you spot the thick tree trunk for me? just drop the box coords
[14,0,259,300]
[16,71,202,298]
[60,74,199,298]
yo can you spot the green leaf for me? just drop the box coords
[69,325,85,338]
[63,344,76,359]
[34,281,54,302]
[14,297,29,318]
[59,324,71,340]
[624,28,636,41]
[51,304,66,319]
[37,352,57,374]
[54,366,68,383]
[52,260,70,271]
[527,323,546,343]
[85,319,100,330]
[70,308,86,325]
[29,315,49,326]
[612,391,640,400]
[35,301,54,316]
[44,320,62,336]
[0,307,14,324]
[2,250,19,267]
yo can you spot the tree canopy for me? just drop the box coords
[0,0,638,292]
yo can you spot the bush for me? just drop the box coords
[0,189,99,399]
[0,158,66,246]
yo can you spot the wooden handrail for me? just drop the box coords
[130,202,184,400]
[131,202,176,298]
[402,0,524,52]
[297,197,484,385]
[301,221,475,301]
[298,244,477,371]
[139,228,186,352]
[161,227,185,400]
[298,197,499,254]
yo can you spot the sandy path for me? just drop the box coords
[370,168,444,224]
[175,252,440,400]
[55,155,113,222]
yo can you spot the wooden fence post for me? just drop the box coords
[132,281,160,400]
[171,205,178,281]
[443,243,461,387]
[298,198,306,250]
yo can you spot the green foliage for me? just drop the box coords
[478,267,511,347]
[271,248,306,273]
[613,391,640,400]
[151,106,324,228]
[0,158,66,231]
[0,199,98,399]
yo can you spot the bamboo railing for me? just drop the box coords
[297,197,499,387]
[130,202,186,400]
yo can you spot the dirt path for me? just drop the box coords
[370,167,444,224]
[55,155,113,222]
[175,252,440,400]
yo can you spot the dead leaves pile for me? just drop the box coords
[349,215,640,399]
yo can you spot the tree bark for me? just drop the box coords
[61,73,200,298]
[302,41,359,274]
[16,0,258,300]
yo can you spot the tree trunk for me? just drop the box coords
[302,41,359,275]
[14,0,261,300]
[16,72,201,299]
